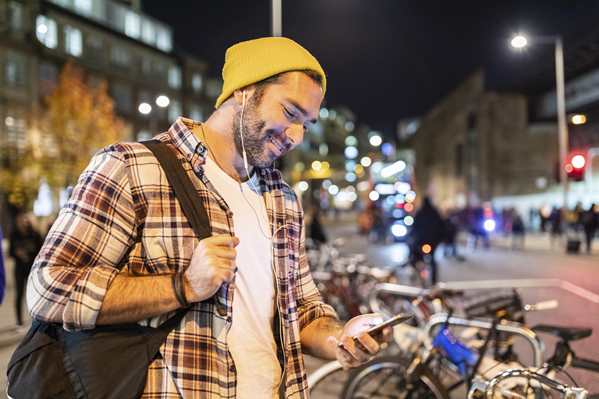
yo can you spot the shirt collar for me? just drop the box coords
[166,116,275,183]
[166,117,208,172]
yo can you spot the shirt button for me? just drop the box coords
[229,364,236,373]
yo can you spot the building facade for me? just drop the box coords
[0,0,223,227]
[0,0,217,147]
[408,71,559,210]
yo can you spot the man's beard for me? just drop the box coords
[232,100,272,168]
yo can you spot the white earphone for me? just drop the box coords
[236,90,288,240]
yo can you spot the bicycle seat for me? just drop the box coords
[532,324,592,341]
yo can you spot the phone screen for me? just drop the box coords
[363,313,413,337]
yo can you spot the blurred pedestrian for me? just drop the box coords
[549,206,563,247]
[412,196,445,284]
[571,202,585,232]
[9,213,43,326]
[582,203,598,254]
[511,211,525,250]
[469,206,490,249]
[308,207,328,245]
[442,211,465,261]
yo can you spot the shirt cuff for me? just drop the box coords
[61,264,121,331]
[298,302,339,332]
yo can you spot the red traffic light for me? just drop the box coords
[565,152,587,181]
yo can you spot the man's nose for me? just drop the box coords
[283,125,304,148]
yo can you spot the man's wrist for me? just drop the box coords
[172,273,190,307]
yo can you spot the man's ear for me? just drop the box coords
[233,87,256,106]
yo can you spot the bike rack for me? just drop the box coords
[468,368,588,399]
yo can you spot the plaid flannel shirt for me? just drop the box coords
[28,117,338,398]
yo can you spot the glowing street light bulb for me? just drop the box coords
[138,102,152,115]
[571,114,587,125]
[155,95,170,108]
[510,35,528,49]
[369,135,382,147]
[297,181,309,192]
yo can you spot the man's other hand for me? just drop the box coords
[184,234,239,302]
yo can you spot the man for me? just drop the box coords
[9,213,43,326]
[28,37,388,398]
[411,196,445,284]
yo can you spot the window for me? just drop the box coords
[5,51,26,87]
[110,45,130,67]
[64,26,83,57]
[168,99,181,123]
[74,0,92,14]
[4,113,27,153]
[86,34,102,51]
[141,58,152,75]
[110,83,132,113]
[156,27,172,52]
[124,11,141,39]
[189,105,203,122]
[205,78,222,99]
[137,130,152,141]
[36,15,58,49]
[168,66,181,89]
[8,1,23,32]
[141,20,155,45]
[39,62,58,97]
[191,73,203,92]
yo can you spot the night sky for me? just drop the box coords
[142,1,599,135]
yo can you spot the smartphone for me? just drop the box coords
[363,313,413,337]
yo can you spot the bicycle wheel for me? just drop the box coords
[341,356,449,399]
[308,360,352,398]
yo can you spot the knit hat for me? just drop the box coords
[215,37,326,109]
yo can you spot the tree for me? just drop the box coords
[40,61,128,195]
[0,61,129,211]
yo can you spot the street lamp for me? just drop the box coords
[138,102,152,115]
[510,33,570,208]
[155,95,170,108]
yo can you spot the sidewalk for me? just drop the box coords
[487,232,599,256]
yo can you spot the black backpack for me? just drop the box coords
[7,140,211,399]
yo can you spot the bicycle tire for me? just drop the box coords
[308,360,352,398]
[341,355,449,399]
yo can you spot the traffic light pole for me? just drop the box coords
[554,37,570,210]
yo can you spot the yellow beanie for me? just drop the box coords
[215,37,326,109]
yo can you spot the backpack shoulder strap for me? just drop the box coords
[141,140,212,241]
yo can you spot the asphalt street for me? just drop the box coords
[1,214,598,396]
[306,214,599,397]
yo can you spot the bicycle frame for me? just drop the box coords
[425,313,545,368]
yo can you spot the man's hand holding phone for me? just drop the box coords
[329,313,412,369]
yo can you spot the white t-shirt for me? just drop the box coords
[202,156,281,398]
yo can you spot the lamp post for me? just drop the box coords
[138,95,170,137]
[510,34,570,209]
[271,0,282,37]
